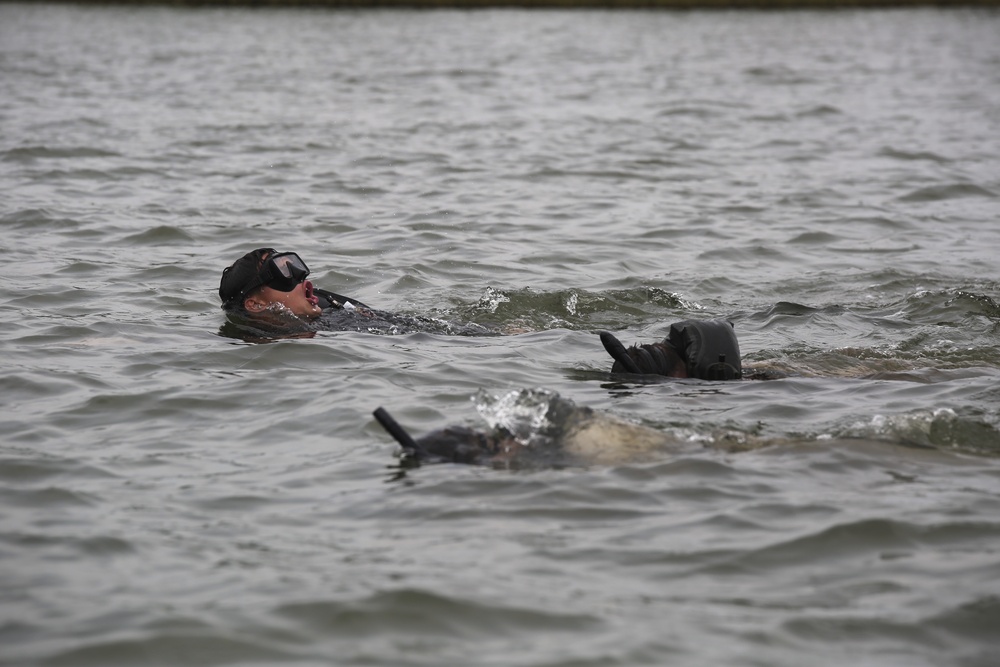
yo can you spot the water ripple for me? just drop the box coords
[2,6,999,667]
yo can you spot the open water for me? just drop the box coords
[2,4,1000,666]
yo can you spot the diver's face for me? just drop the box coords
[247,279,322,319]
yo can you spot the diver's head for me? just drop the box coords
[219,248,322,319]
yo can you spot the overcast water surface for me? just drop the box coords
[2,4,1000,666]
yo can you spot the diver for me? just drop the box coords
[598,320,790,381]
[218,247,497,338]
[599,319,743,380]
[373,389,676,469]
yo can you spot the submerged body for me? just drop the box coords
[600,319,743,381]
[221,300,498,340]
[375,389,676,469]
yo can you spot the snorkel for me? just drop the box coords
[373,407,520,466]
[373,407,429,459]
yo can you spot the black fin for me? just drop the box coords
[600,331,642,374]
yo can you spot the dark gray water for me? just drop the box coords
[2,4,1000,666]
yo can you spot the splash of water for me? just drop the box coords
[472,388,559,446]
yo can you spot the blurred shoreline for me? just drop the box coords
[5,0,999,8]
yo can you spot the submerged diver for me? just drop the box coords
[218,247,496,338]
[599,319,743,380]
[374,389,676,469]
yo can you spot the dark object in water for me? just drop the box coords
[373,407,521,466]
[601,319,742,380]
[373,407,426,456]
[373,392,674,469]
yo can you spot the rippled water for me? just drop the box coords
[2,4,1000,666]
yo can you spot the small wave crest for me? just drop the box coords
[835,409,1000,456]
[455,285,691,331]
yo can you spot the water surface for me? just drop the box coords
[2,5,999,666]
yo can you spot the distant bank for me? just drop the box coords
[5,0,998,7]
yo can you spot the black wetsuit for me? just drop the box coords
[220,287,498,341]
[313,288,498,336]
